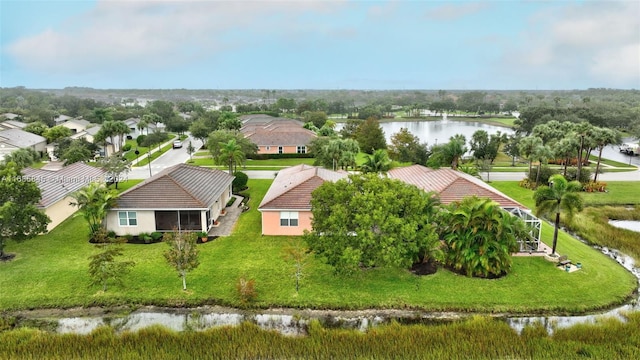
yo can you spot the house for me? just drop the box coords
[60,118,91,134]
[0,113,22,121]
[21,162,106,231]
[70,125,121,157]
[105,164,234,236]
[240,115,316,155]
[388,165,541,252]
[123,117,162,138]
[0,120,27,131]
[53,114,73,125]
[0,129,47,161]
[258,164,348,235]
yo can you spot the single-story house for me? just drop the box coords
[0,129,47,161]
[258,164,348,235]
[240,115,316,155]
[388,165,542,252]
[123,117,163,138]
[0,113,22,121]
[60,118,92,134]
[69,125,120,157]
[21,162,106,231]
[0,119,27,131]
[53,114,73,125]
[106,164,234,236]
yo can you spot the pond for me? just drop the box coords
[608,220,640,232]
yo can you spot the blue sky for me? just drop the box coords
[1,0,639,90]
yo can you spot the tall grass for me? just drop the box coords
[2,314,639,359]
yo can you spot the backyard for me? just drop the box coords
[0,179,636,314]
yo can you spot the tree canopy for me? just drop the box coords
[355,117,386,154]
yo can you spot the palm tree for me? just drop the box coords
[136,118,149,136]
[217,139,244,174]
[590,127,621,182]
[69,182,118,237]
[361,149,392,174]
[112,121,131,152]
[532,144,553,187]
[441,196,523,278]
[533,174,584,256]
[443,135,467,170]
[518,136,543,175]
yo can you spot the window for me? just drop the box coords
[118,211,137,226]
[297,146,306,154]
[278,146,283,154]
[266,146,271,151]
[280,211,299,226]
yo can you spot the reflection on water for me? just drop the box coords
[609,220,640,232]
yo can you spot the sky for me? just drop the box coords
[0,0,639,90]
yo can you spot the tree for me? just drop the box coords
[189,120,212,147]
[100,154,131,189]
[2,148,39,168]
[590,127,621,182]
[136,118,149,135]
[360,149,392,174]
[95,121,119,155]
[532,144,553,187]
[61,141,93,165]
[355,117,386,154]
[147,100,176,123]
[164,231,200,291]
[389,128,428,164]
[504,133,522,167]
[304,111,328,128]
[443,134,467,170]
[339,119,363,139]
[440,196,525,278]
[304,174,439,275]
[313,138,360,171]
[23,121,49,136]
[93,108,112,123]
[112,121,131,152]
[218,112,241,131]
[217,139,245,174]
[88,230,135,292]
[208,130,257,161]
[186,141,195,161]
[43,125,72,143]
[518,136,543,175]
[69,182,118,237]
[534,174,584,255]
[283,239,310,293]
[0,162,51,259]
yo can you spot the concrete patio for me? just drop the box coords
[207,195,244,237]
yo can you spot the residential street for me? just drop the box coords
[128,135,202,180]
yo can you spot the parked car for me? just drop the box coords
[619,143,640,156]
[173,140,183,149]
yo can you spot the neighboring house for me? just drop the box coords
[21,162,106,231]
[61,118,91,134]
[105,164,234,236]
[0,113,22,121]
[258,164,348,236]
[70,125,120,157]
[53,114,73,125]
[124,117,161,138]
[0,120,27,131]
[388,164,541,252]
[240,115,316,155]
[0,129,47,161]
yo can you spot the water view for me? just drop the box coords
[608,220,640,233]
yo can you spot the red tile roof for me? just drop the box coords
[240,115,316,147]
[259,165,348,210]
[388,164,527,209]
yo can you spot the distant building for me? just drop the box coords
[0,129,47,161]
[240,114,316,155]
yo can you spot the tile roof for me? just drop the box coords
[259,164,348,210]
[1,120,27,129]
[388,164,527,209]
[115,164,234,209]
[21,162,106,208]
[240,115,315,146]
[0,129,46,148]
[62,118,91,128]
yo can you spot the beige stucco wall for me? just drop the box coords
[106,209,157,236]
[260,210,312,236]
[44,196,78,232]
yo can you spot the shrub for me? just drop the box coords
[527,166,558,186]
[150,232,163,241]
[232,171,249,193]
[519,178,534,189]
[236,276,257,304]
[122,144,132,152]
[137,232,153,244]
[565,167,592,184]
[136,135,147,146]
[583,181,607,192]
[226,198,236,207]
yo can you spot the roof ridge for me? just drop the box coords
[259,175,320,209]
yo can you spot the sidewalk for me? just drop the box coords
[130,136,178,167]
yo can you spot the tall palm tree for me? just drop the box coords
[532,144,553,187]
[69,182,118,237]
[112,121,131,152]
[533,174,584,255]
[590,127,621,182]
[217,139,244,174]
[136,118,149,136]
[518,136,543,175]
[443,134,467,170]
[361,149,392,174]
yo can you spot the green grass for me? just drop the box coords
[0,179,635,314]
[589,154,637,168]
[188,157,315,170]
[135,142,174,167]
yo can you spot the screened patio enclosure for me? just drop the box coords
[155,210,208,232]
[504,207,542,252]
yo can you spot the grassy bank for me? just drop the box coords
[0,180,635,314]
[2,314,639,359]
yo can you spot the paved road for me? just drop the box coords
[129,135,202,180]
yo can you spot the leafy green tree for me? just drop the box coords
[218,112,241,131]
[61,141,93,165]
[141,131,169,151]
[2,148,39,168]
[339,119,363,139]
[440,196,524,278]
[313,138,360,171]
[208,130,257,161]
[552,137,580,176]
[590,127,621,182]
[361,149,392,174]
[88,230,135,292]
[43,125,72,143]
[189,120,213,147]
[147,100,176,123]
[388,127,429,164]
[99,154,131,189]
[217,139,245,174]
[164,231,200,291]
[23,121,49,136]
[304,111,328,128]
[441,134,468,170]
[518,136,543,175]
[356,117,386,154]
[136,118,149,135]
[504,133,522,167]
[304,174,440,275]
[93,108,112,123]
[532,144,554,187]
[69,182,118,237]
[0,162,51,259]
[534,174,584,255]
[112,121,131,152]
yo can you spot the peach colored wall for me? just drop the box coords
[44,196,78,232]
[261,210,312,236]
[257,145,299,155]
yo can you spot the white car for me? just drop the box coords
[173,140,183,149]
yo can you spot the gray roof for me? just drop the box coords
[115,164,234,209]
[0,129,46,148]
[62,118,91,128]
[0,120,27,129]
[21,162,106,208]
[0,113,21,120]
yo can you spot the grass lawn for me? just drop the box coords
[189,157,316,170]
[0,180,635,314]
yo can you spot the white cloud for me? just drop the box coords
[500,1,640,88]
[6,0,348,74]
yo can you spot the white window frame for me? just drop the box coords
[278,146,283,154]
[280,211,299,227]
[118,211,138,226]
[297,146,306,154]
